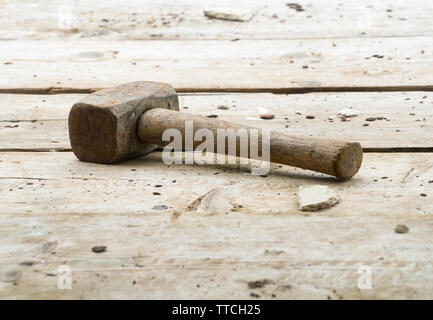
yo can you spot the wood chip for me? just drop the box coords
[338,108,360,117]
[297,185,340,211]
[217,105,230,110]
[260,114,275,120]
[203,9,255,22]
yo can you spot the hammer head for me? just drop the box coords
[68,81,179,163]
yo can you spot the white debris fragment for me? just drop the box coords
[257,107,269,114]
[188,188,234,214]
[245,107,272,120]
[297,185,340,211]
[203,9,255,22]
[338,108,360,118]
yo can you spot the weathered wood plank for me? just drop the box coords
[1,0,431,301]
[1,0,432,40]
[1,92,432,150]
[0,152,432,215]
[0,152,432,299]
[1,214,432,299]
[0,38,432,91]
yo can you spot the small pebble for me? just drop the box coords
[365,117,376,121]
[306,115,315,119]
[247,279,270,289]
[92,246,107,253]
[287,3,305,11]
[206,114,218,118]
[394,224,409,234]
[152,205,169,210]
[260,114,275,120]
[420,193,427,197]
[217,105,229,110]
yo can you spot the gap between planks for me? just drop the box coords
[2,86,433,95]
[1,148,433,153]
[1,91,432,153]
[1,37,433,90]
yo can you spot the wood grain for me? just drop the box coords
[1,0,432,299]
[0,152,432,299]
[1,92,432,151]
[0,152,432,215]
[0,37,432,91]
[0,0,432,40]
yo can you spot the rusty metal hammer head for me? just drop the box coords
[68,81,179,163]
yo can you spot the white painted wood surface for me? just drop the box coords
[0,38,432,91]
[0,152,432,299]
[1,151,432,215]
[0,0,432,40]
[1,0,432,300]
[1,92,432,151]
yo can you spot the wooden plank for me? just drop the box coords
[2,0,431,301]
[1,38,432,92]
[1,92,432,151]
[0,152,432,215]
[0,152,432,299]
[1,0,432,40]
[1,214,433,299]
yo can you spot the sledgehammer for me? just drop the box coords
[68,81,362,179]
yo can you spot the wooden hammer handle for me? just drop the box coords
[138,108,363,179]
